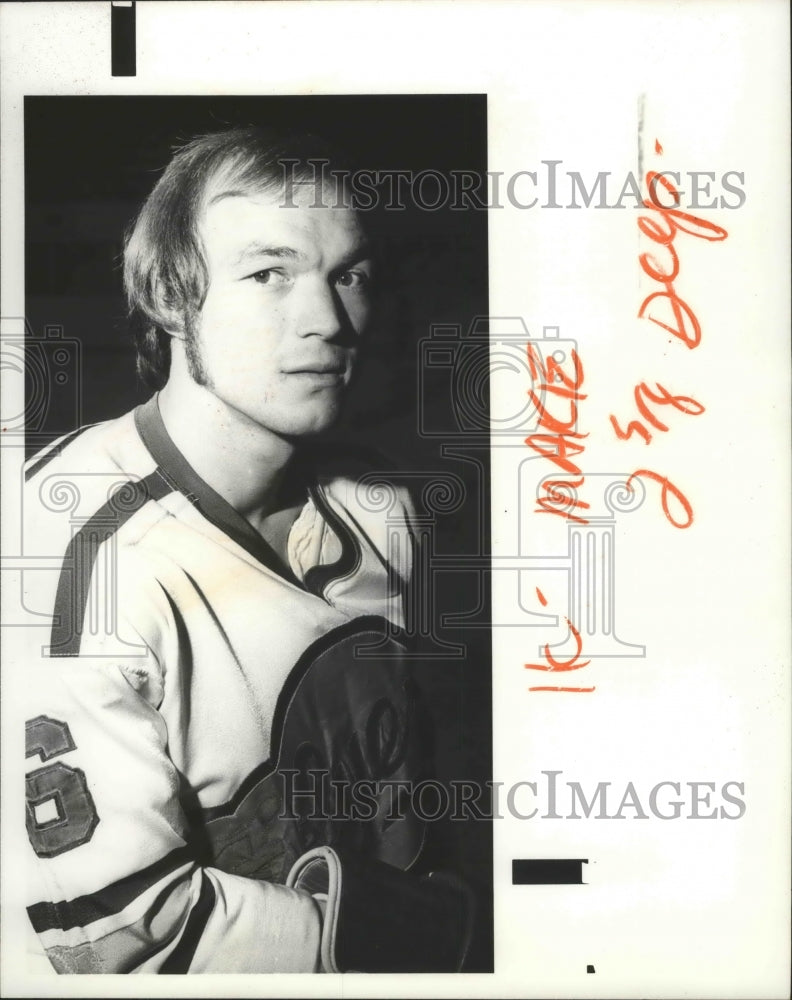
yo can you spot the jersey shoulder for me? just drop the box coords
[24,411,168,564]
[23,409,156,498]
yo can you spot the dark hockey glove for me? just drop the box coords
[286,845,474,973]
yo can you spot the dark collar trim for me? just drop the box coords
[303,483,363,598]
[133,395,304,587]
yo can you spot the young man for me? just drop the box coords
[22,127,471,974]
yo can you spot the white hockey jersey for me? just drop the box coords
[22,395,424,974]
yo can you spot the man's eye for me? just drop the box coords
[335,269,370,290]
[251,269,287,286]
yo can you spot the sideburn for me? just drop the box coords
[183,312,214,389]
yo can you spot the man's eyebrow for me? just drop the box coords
[232,243,303,266]
[334,242,374,270]
[233,241,374,269]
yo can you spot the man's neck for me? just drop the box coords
[157,363,298,524]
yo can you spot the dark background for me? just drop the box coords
[25,95,493,970]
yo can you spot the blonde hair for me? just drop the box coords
[123,126,344,389]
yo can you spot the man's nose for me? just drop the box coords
[295,278,345,339]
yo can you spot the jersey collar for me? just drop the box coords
[134,394,307,587]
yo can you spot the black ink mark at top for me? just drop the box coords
[111,2,136,77]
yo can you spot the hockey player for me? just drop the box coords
[22,126,471,974]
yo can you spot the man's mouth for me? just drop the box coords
[284,362,347,376]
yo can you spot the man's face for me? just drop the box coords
[187,182,372,438]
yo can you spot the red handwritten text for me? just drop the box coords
[610,381,705,446]
[526,587,594,693]
[637,141,729,348]
[610,139,728,528]
[526,342,589,524]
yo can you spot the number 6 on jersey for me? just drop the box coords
[25,715,100,858]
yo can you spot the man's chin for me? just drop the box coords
[273,405,344,440]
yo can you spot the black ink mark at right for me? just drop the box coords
[511,859,588,885]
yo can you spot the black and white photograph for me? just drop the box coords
[1,2,789,997]
[20,94,493,974]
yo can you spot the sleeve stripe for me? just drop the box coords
[24,425,96,483]
[27,844,193,933]
[39,882,192,973]
[159,873,217,973]
[49,469,173,657]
